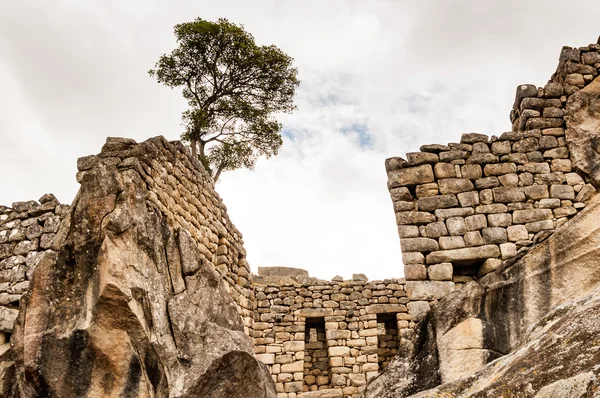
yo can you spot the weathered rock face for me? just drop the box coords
[566,76,600,187]
[406,285,600,397]
[362,191,600,398]
[10,137,276,398]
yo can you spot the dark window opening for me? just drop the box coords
[303,317,330,391]
[377,313,399,371]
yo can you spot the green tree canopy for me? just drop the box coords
[149,17,300,182]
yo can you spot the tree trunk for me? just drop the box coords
[191,139,198,159]
[213,165,224,183]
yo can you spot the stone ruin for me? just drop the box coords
[386,40,600,284]
[1,38,600,398]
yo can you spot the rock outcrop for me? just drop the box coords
[9,137,276,397]
[363,191,600,397]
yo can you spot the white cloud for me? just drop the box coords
[1,0,600,280]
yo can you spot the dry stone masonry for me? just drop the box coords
[386,41,600,282]
[0,195,69,339]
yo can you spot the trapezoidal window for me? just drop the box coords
[376,313,399,371]
[303,317,330,391]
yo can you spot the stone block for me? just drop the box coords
[402,252,424,264]
[480,189,493,204]
[446,217,467,236]
[425,221,448,238]
[467,153,499,164]
[428,263,453,281]
[434,208,474,220]
[440,150,469,162]
[461,164,482,180]
[406,152,439,165]
[483,163,517,176]
[550,185,575,200]
[426,245,500,265]
[439,236,466,250]
[518,163,551,174]
[475,177,500,189]
[457,191,479,207]
[498,173,519,187]
[475,204,508,214]
[523,185,549,200]
[416,183,439,198]
[400,238,439,253]
[500,242,517,260]
[394,201,414,212]
[326,330,351,340]
[417,195,458,212]
[554,206,577,218]
[256,353,275,365]
[388,164,435,187]
[396,211,436,225]
[487,213,512,227]
[491,141,512,155]
[525,220,554,233]
[507,225,529,241]
[482,227,507,244]
[478,258,502,277]
[404,264,427,281]
[389,187,412,202]
[439,178,475,194]
[365,304,407,314]
[464,231,484,247]
[465,214,487,231]
[543,147,570,159]
[493,187,525,203]
[539,135,558,149]
[512,209,553,224]
[434,163,457,179]
[538,198,561,209]
[407,301,430,321]
[461,133,489,144]
[421,144,451,153]
[405,281,456,300]
[398,225,419,238]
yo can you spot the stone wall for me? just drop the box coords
[0,195,69,340]
[250,269,449,398]
[386,41,600,282]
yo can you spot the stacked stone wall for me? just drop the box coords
[251,274,444,398]
[0,195,70,341]
[386,41,600,281]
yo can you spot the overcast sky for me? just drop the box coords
[1,1,600,280]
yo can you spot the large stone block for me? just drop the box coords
[482,227,508,244]
[513,209,553,224]
[405,281,456,300]
[426,245,500,265]
[388,164,435,187]
[396,211,436,225]
[428,263,453,281]
[417,195,459,212]
[400,238,439,253]
[438,179,475,194]
[492,187,525,203]
[483,163,517,176]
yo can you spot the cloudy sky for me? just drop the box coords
[1,1,600,280]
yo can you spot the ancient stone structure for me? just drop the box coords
[361,37,600,398]
[2,37,600,398]
[386,41,600,283]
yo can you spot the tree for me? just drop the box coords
[149,18,300,182]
